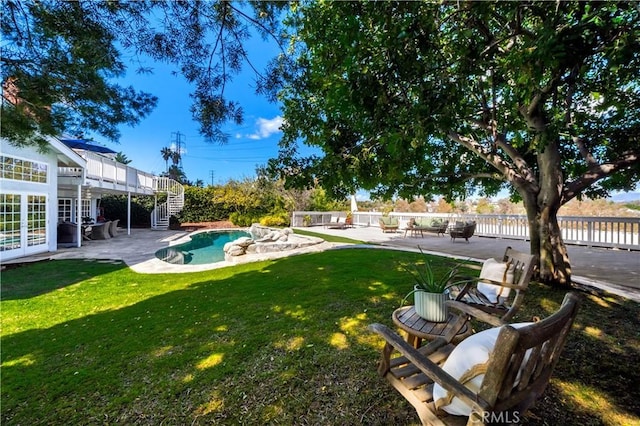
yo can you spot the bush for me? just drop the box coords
[260,213,290,227]
[168,215,181,230]
[100,195,154,227]
[229,212,261,227]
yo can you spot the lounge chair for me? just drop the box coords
[369,292,581,425]
[328,217,347,229]
[379,216,399,233]
[448,246,537,322]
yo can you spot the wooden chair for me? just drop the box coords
[369,292,581,426]
[449,246,537,322]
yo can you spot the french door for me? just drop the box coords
[0,192,48,259]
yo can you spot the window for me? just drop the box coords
[58,199,72,222]
[0,155,48,183]
[81,199,91,220]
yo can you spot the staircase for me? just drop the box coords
[151,177,185,230]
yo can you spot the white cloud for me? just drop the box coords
[248,116,283,140]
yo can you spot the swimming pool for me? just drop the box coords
[155,230,250,265]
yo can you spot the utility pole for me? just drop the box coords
[209,170,215,186]
[170,131,185,167]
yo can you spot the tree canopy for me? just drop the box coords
[274,1,639,200]
[271,1,640,284]
[1,0,286,148]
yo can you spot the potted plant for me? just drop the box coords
[345,211,353,226]
[403,247,468,322]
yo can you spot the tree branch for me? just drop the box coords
[563,151,640,203]
[572,136,598,167]
[446,130,539,193]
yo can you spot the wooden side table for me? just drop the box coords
[392,305,472,348]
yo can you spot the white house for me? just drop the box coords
[0,136,184,263]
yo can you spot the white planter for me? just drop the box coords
[414,286,448,322]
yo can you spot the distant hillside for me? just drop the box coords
[610,192,640,202]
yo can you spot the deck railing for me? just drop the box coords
[292,211,640,250]
[59,151,157,195]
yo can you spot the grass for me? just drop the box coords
[1,249,639,425]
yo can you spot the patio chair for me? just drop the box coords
[379,216,399,233]
[450,221,476,242]
[369,292,580,425]
[448,246,537,322]
[109,219,120,237]
[90,221,112,240]
[57,222,78,244]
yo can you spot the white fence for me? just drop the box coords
[292,211,640,250]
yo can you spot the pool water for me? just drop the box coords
[155,230,250,265]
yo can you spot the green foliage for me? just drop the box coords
[271,1,640,283]
[274,1,640,202]
[624,202,640,212]
[1,1,287,146]
[178,179,337,225]
[178,186,228,222]
[402,247,469,293]
[114,152,132,164]
[100,194,154,227]
[259,213,290,227]
[168,215,180,230]
[229,211,261,227]
[308,187,345,211]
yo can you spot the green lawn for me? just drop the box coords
[2,249,639,425]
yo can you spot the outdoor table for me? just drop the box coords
[391,305,472,348]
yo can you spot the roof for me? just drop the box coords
[59,138,117,155]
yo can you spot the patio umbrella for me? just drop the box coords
[351,195,358,212]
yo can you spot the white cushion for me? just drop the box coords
[337,217,346,224]
[432,323,533,416]
[330,216,338,223]
[477,258,515,303]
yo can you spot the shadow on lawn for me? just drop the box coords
[0,259,127,301]
[1,251,639,425]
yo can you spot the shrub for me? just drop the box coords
[100,195,154,227]
[260,213,290,227]
[229,212,261,227]
[168,215,181,230]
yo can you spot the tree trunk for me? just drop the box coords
[523,135,573,287]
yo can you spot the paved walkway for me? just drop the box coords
[5,225,639,302]
[309,225,640,302]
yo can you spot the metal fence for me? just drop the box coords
[292,211,640,250]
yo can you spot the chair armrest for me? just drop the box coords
[446,300,506,327]
[476,278,527,290]
[450,276,475,300]
[368,323,492,412]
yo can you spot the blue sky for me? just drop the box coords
[91,32,287,185]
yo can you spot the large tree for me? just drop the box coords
[271,1,640,285]
[1,0,286,148]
